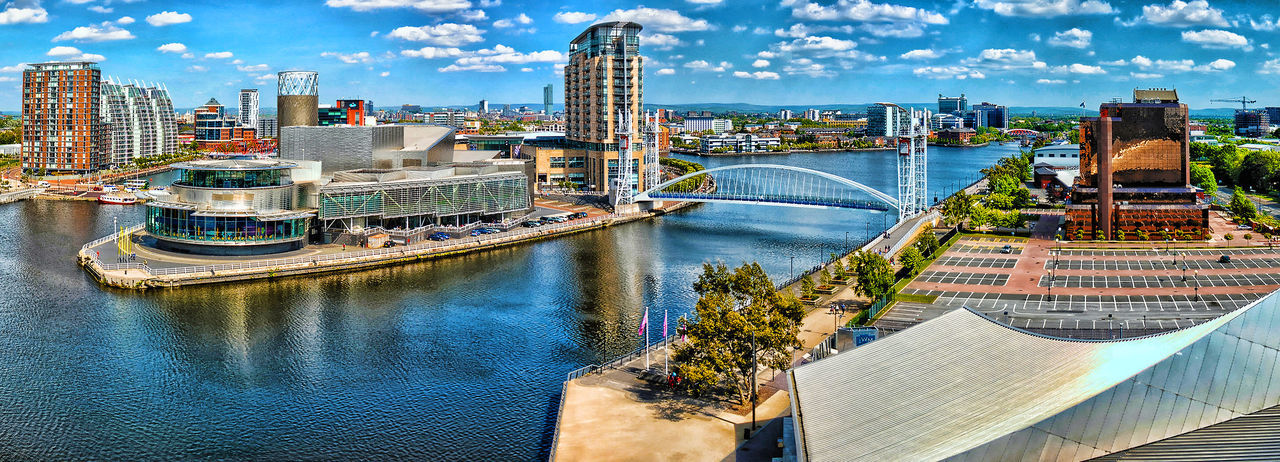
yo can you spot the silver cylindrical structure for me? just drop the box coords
[277,71,318,128]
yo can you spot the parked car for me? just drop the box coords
[1000,244,1013,254]
[428,232,451,241]
[1238,224,1253,230]
[570,212,589,219]
[481,227,501,234]
[1220,255,1232,263]
[521,221,542,228]
[381,241,397,248]
[470,229,484,236]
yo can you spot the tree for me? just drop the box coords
[819,267,832,286]
[674,262,804,403]
[1137,229,1150,241]
[1074,229,1084,240]
[899,247,924,277]
[831,254,847,280]
[1096,229,1106,240]
[851,251,894,300]
[1230,187,1258,220]
[914,229,940,257]
[1238,150,1280,192]
[989,175,1020,195]
[1225,233,1234,244]
[941,190,975,226]
[1190,163,1217,193]
[1116,229,1127,241]
[800,275,816,298]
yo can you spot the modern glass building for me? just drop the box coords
[100,79,177,166]
[146,159,313,255]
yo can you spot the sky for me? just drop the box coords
[1,0,1279,110]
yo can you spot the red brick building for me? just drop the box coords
[21,62,109,174]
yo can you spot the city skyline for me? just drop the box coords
[1,0,1280,110]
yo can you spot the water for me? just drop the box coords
[0,146,1017,460]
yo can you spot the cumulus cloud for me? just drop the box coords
[186,65,207,73]
[439,63,505,72]
[974,0,1113,17]
[326,0,473,13]
[1129,54,1233,72]
[900,48,943,60]
[453,44,564,65]
[684,60,732,72]
[1130,72,1164,79]
[601,7,711,32]
[1054,63,1106,74]
[1258,59,1280,75]
[53,22,135,42]
[236,63,270,72]
[321,52,373,64]
[752,59,770,67]
[388,23,484,46]
[156,42,187,54]
[1181,29,1251,50]
[145,11,191,26]
[0,3,48,24]
[783,61,836,77]
[641,33,683,51]
[964,48,1046,70]
[553,11,596,24]
[46,46,104,62]
[733,70,780,80]
[784,0,947,25]
[1036,78,1066,84]
[655,68,676,75]
[116,16,134,25]
[400,46,467,59]
[1128,0,1229,27]
[1048,28,1091,48]
[88,6,112,14]
[913,65,986,79]
[204,51,233,59]
[457,9,486,21]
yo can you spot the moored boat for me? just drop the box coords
[98,193,138,205]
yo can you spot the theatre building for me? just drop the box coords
[1065,89,1209,240]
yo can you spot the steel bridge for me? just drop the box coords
[634,164,900,212]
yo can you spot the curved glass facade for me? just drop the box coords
[178,168,287,189]
[147,207,308,243]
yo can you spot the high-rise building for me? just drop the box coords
[1234,109,1270,137]
[778,109,793,121]
[21,62,108,174]
[100,78,177,165]
[238,89,259,128]
[543,84,553,115]
[685,117,733,133]
[257,117,278,138]
[938,94,967,114]
[1265,107,1280,132]
[971,102,1008,129]
[336,99,366,126]
[563,21,648,194]
[867,103,911,138]
[277,71,318,128]
[479,99,489,114]
[365,100,374,116]
[194,98,257,149]
[803,108,820,121]
[1067,88,1205,240]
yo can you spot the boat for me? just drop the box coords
[98,193,138,205]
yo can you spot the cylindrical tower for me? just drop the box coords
[277,71,318,128]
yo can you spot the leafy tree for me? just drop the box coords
[986,193,1015,210]
[800,275,816,298]
[1137,229,1150,241]
[1225,233,1234,243]
[1160,229,1171,241]
[830,254,847,280]
[1096,229,1106,240]
[1244,233,1253,240]
[851,251,894,300]
[1190,163,1217,193]
[1230,187,1258,220]
[1238,150,1280,192]
[1116,229,1127,241]
[941,190,974,226]
[1074,228,1084,240]
[989,175,1020,195]
[899,247,924,277]
[674,262,804,403]
[819,267,832,286]
[914,229,940,257]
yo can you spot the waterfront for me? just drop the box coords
[0,146,1015,459]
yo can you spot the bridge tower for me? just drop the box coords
[611,38,637,207]
[896,108,930,221]
[643,110,661,192]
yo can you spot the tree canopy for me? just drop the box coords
[850,251,894,301]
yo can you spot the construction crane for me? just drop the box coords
[1212,96,1256,111]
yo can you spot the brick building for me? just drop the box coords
[21,62,108,174]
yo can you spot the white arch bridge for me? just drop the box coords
[634,164,900,213]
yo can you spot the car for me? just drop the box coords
[1000,244,1013,254]
[1220,255,1232,263]
[428,232,451,241]
[470,229,484,236]
[477,227,499,234]
[570,212,588,219]
[1238,224,1253,230]
[521,221,541,228]
[381,241,397,248]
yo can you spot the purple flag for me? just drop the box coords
[638,307,649,335]
[663,310,668,339]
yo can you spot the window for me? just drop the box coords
[567,156,585,169]
[550,156,566,168]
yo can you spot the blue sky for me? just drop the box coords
[1,0,1279,110]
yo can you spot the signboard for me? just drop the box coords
[847,327,878,347]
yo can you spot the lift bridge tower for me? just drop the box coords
[896,107,930,222]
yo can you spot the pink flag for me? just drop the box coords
[638,307,649,335]
[663,310,668,339]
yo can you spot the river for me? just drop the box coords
[0,145,1018,460]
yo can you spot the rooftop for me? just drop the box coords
[172,159,296,171]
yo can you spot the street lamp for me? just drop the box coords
[1194,269,1200,300]
[790,256,795,282]
[828,304,845,333]
[845,231,849,253]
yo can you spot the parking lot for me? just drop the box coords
[951,244,1023,255]
[1056,247,1279,256]
[1046,257,1280,270]
[934,256,1018,269]
[1039,273,1280,288]
[917,271,1009,286]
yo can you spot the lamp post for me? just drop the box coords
[1194,269,1199,300]
[750,329,757,434]
[845,231,849,253]
[828,304,845,333]
[790,256,795,282]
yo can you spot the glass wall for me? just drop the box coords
[147,206,309,242]
[178,168,287,189]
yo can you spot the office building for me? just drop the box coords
[277,71,319,128]
[1234,109,1270,138]
[778,109,793,121]
[562,21,649,194]
[938,93,967,114]
[803,108,820,121]
[238,89,259,128]
[543,84,553,115]
[1067,88,1205,240]
[257,117,278,138]
[700,134,781,153]
[684,116,733,134]
[365,100,374,116]
[194,98,257,150]
[400,104,421,114]
[1265,107,1280,133]
[21,62,108,174]
[478,99,488,115]
[100,78,178,165]
[866,103,911,138]
[971,102,1008,129]
[930,113,965,131]
[280,125,455,174]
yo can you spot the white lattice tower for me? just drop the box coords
[912,108,930,214]
[643,110,660,191]
[612,41,636,206]
[897,117,915,222]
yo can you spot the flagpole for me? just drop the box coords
[645,306,650,370]
[663,309,669,377]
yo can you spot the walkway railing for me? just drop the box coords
[564,334,680,382]
[82,224,145,251]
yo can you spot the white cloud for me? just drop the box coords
[732,25,747,32]
[204,51,233,59]
[1247,15,1280,32]
[326,0,473,13]
[785,0,948,25]
[913,65,986,79]
[46,46,104,62]
[236,63,270,72]
[1036,78,1066,84]
[1129,54,1233,72]
[321,51,374,64]
[46,46,83,57]
[1048,28,1091,48]
[88,6,112,14]
[964,48,1046,70]
[493,19,513,28]
[684,60,732,72]
[1099,58,1127,65]
[655,68,676,75]
[0,4,48,24]
[388,23,483,46]
[752,59,770,67]
[181,53,193,59]
[757,51,777,59]
[864,23,923,38]
[515,13,532,24]
[553,11,596,24]
[783,62,837,77]
[1130,0,1229,27]
[439,63,505,72]
[733,70,780,80]
[1055,63,1106,74]
[1181,29,1250,50]
[145,11,191,26]
[53,23,135,42]
[1131,55,1153,67]
[156,42,187,54]
[458,9,486,21]
[1199,58,1234,71]
[774,23,854,38]
[186,65,208,73]
[688,0,723,4]
[1129,72,1164,78]
[381,71,391,77]
[479,0,499,6]
[400,46,467,59]
[974,0,1113,17]
[519,67,531,72]
[900,48,942,60]
[601,7,711,32]
[116,16,134,25]
[1029,33,1041,41]
[0,63,24,72]
[451,44,566,66]
[641,33,683,51]
[1259,59,1280,74]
